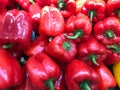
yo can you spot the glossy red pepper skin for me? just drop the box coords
[106,0,120,17]
[28,2,41,33]
[25,36,49,57]
[39,6,65,37]
[81,0,106,24]
[0,0,8,9]
[64,13,92,43]
[35,0,51,7]
[26,52,61,90]
[77,36,107,66]
[94,16,120,45]
[0,9,32,51]
[92,61,117,89]
[45,34,77,63]
[65,59,100,90]
[0,48,24,89]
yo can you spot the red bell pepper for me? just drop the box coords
[0,48,24,89]
[54,0,76,18]
[0,9,32,51]
[25,36,49,57]
[94,16,120,45]
[64,13,92,43]
[0,0,8,9]
[81,0,106,24]
[65,59,101,90]
[39,6,65,37]
[34,0,51,7]
[106,0,120,17]
[45,34,77,63]
[26,52,61,90]
[77,36,107,65]
[28,1,41,33]
[92,61,117,89]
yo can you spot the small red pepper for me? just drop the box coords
[25,36,49,57]
[94,16,120,45]
[45,34,77,63]
[106,0,120,17]
[65,59,101,90]
[0,48,24,89]
[0,9,32,51]
[0,0,8,9]
[26,52,61,90]
[77,36,107,65]
[39,6,65,37]
[92,61,117,89]
[81,0,106,24]
[64,13,92,43]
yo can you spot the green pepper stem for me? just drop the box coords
[29,0,34,4]
[89,10,96,23]
[57,0,66,10]
[45,78,54,90]
[64,30,84,39]
[104,30,115,38]
[63,41,72,51]
[80,80,91,90]
[106,44,120,53]
[2,44,13,49]
[88,54,99,65]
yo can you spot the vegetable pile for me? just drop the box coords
[0,0,120,90]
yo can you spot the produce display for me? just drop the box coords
[0,0,120,90]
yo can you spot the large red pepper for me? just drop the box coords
[81,0,106,24]
[106,0,120,17]
[64,13,92,43]
[45,34,77,63]
[94,16,120,45]
[92,61,117,89]
[0,0,8,9]
[0,48,24,89]
[39,6,65,37]
[0,9,32,51]
[65,59,101,90]
[53,0,76,18]
[26,52,61,90]
[25,36,49,57]
[77,36,107,65]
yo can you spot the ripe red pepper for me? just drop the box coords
[94,16,120,45]
[77,36,107,65]
[0,9,32,51]
[0,48,24,89]
[0,0,8,9]
[39,6,65,37]
[26,52,61,90]
[28,2,41,33]
[54,0,76,18]
[64,13,92,43]
[65,59,101,90]
[34,0,51,7]
[92,61,117,89]
[25,36,49,57]
[45,34,77,63]
[81,0,106,24]
[106,0,120,17]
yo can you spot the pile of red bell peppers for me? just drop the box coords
[0,0,120,90]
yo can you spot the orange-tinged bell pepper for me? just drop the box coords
[112,61,120,88]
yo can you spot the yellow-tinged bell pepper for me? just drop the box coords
[112,61,120,88]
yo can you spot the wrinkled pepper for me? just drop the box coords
[39,6,65,37]
[112,61,120,88]
[45,34,77,63]
[26,52,61,90]
[81,0,106,24]
[106,0,120,17]
[92,61,117,89]
[0,48,24,89]
[65,59,101,90]
[64,13,92,43]
[77,36,107,65]
[94,16,120,45]
[0,9,32,51]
